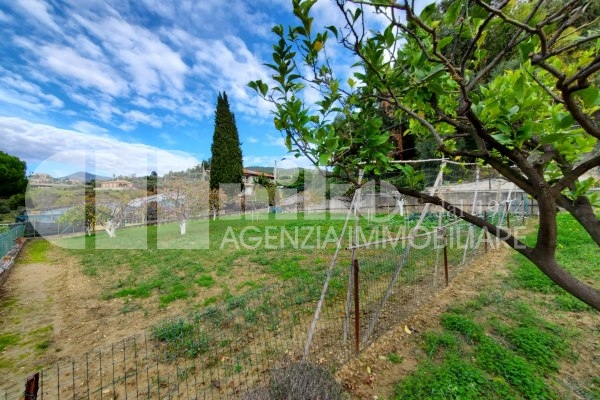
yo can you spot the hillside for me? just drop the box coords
[59,171,111,182]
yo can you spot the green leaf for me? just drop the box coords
[371,134,389,146]
[326,25,338,40]
[491,133,512,145]
[318,153,331,165]
[574,86,599,107]
[384,25,395,47]
[272,25,283,36]
[518,40,535,63]
[438,36,453,50]
[539,133,563,144]
[420,3,438,23]
[516,121,534,141]
[514,75,525,104]
[559,114,575,130]
[444,0,462,26]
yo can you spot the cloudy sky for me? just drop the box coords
[0,0,429,177]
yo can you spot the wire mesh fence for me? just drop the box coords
[0,223,26,286]
[23,221,86,238]
[2,224,508,399]
[2,160,535,399]
[2,273,351,399]
[0,224,25,259]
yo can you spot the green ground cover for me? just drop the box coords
[56,212,450,309]
[393,213,599,399]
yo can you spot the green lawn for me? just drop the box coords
[393,213,599,399]
[56,212,449,309]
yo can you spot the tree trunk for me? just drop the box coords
[526,192,600,310]
[557,195,600,247]
[105,220,117,238]
[524,250,600,310]
[180,219,187,235]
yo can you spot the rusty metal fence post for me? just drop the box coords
[23,373,39,400]
[353,259,360,354]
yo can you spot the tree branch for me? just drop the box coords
[392,186,532,254]
[552,155,600,194]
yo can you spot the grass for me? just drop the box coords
[393,213,598,399]
[55,212,445,309]
[19,239,51,263]
[387,352,403,364]
[14,211,485,369]
[151,319,210,359]
[19,211,594,397]
[508,214,596,311]
[0,333,20,351]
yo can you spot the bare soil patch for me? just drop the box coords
[0,240,189,388]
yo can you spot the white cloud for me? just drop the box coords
[190,35,273,118]
[72,35,105,59]
[0,0,303,161]
[265,133,287,149]
[121,109,162,128]
[0,10,13,23]
[14,0,60,31]
[0,117,198,176]
[73,14,189,97]
[71,121,109,135]
[37,44,128,96]
[66,91,117,123]
[0,68,64,111]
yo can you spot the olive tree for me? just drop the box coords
[159,177,210,235]
[250,0,600,309]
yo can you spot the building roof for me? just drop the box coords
[243,169,274,178]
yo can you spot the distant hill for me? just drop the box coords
[245,166,306,175]
[59,171,111,182]
[245,166,275,174]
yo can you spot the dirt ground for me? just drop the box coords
[0,241,180,388]
[1,240,598,398]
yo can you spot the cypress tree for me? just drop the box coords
[209,92,244,191]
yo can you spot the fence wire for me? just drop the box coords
[0,223,26,286]
[2,161,536,399]
[0,224,25,259]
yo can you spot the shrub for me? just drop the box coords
[8,193,25,210]
[244,361,346,400]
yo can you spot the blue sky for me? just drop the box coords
[0,0,429,178]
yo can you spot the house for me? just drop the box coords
[203,169,274,195]
[243,169,274,195]
[29,173,54,184]
[99,180,134,190]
